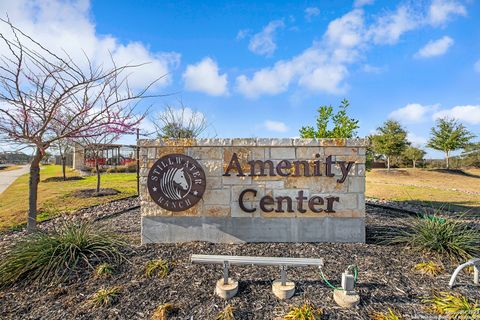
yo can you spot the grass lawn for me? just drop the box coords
[366,168,480,213]
[0,165,136,231]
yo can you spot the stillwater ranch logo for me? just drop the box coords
[147,154,206,211]
[148,151,356,214]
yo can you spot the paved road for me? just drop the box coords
[0,165,30,194]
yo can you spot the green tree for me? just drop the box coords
[299,99,359,138]
[427,118,475,169]
[403,146,426,168]
[371,120,409,170]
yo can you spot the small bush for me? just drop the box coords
[215,304,235,320]
[116,165,128,173]
[95,262,114,278]
[88,286,121,307]
[413,261,444,276]
[127,163,137,173]
[388,214,480,261]
[371,308,403,320]
[424,292,480,317]
[0,221,126,286]
[106,167,116,173]
[284,303,322,320]
[151,303,177,320]
[145,259,170,278]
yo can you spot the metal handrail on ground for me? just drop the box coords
[191,254,324,286]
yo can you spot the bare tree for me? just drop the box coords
[152,102,208,139]
[0,19,159,231]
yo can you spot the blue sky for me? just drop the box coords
[1,0,480,158]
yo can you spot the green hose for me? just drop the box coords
[319,264,358,291]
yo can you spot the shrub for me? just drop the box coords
[145,259,170,278]
[371,308,403,320]
[215,304,235,320]
[88,286,121,307]
[151,303,177,320]
[284,303,322,320]
[413,261,444,276]
[95,262,114,278]
[127,163,137,173]
[116,165,128,173]
[388,214,480,261]
[424,292,480,317]
[0,221,126,286]
[106,167,116,173]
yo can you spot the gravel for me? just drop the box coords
[1,199,479,319]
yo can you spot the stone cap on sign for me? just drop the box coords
[138,138,369,147]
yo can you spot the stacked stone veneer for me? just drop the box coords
[140,138,368,244]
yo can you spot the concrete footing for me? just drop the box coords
[272,280,295,300]
[215,278,238,299]
[142,216,366,243]
[333,289,360,308]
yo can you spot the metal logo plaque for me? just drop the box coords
[147,154,206,211]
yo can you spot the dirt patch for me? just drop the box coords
[42,176,85,183]
[373,169,410,176]
[72,188,120,198]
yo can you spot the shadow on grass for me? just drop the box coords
[372,199,480,216]
[429,168,480,179]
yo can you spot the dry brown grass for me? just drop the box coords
[366,168,480,213]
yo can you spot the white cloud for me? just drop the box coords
[367,5,419,45]
[248,20,285,57]
[415,36,454,58]
[324,9,365,51]
[389,103,438,123]
[474,59,480,73]
[362,64,384,73]
[0,0,180,90]
[236,29,250,40]
[236,10,363,98]
[264,120,288,132]
[428,0,466,26]
[304,7,320,21]
[354,0,374,7]
[433,105,480,125]
[236,2,469,98]
[407,132,428,146]
[182,57,228,96]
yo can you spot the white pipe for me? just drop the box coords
[449,258,480,288]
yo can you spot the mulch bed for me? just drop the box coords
[72,188,120,198]
[42,176,85,183]
[1,201,479,319]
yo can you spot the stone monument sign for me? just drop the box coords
[139,138,367,243]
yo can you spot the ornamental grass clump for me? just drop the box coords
[388,214,480,261]
[424,292,480,317]
[370,308,403,320]
[145,259,170,278]
[215,304,235,320]
[0,221,126,286]
[413,261,444,277]
[94,262,114,278]
[151,303,177,320]
[284,303,322,320]
[88,286,121,307]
